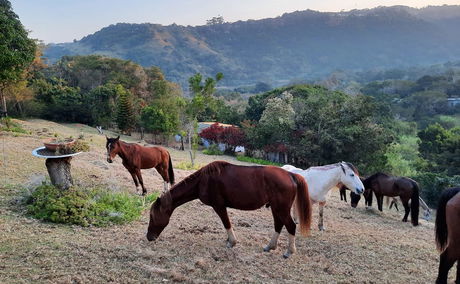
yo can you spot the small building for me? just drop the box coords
[447,97,460,107]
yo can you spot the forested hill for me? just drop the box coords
[44,5,460,86]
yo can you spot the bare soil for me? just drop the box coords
[0,119,450,283]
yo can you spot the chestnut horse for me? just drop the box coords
[147,161,312,258]
[106,136,175,195]
[435,187,460,284]
[349,173,419,226]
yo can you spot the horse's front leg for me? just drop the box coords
[318,201,326,231]
[377,195,383,212]
[135,168,147,196]
[129,170,140,193]
[213,206,237,248]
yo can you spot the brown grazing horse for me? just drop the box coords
[435,187,460,284]
[106,136,175,195]
[350,173,419,226]
[147,161,312,258]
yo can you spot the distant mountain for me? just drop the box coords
[44,5,460,87]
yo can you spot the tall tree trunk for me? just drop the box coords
[0,89,7,117]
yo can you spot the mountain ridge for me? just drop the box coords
[44,5,460,86]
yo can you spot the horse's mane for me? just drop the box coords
[309,162,360,175]
[366,172,389,180]
[343,162,359,176]
[168,161,231,190]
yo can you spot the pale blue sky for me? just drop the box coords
[10,0,460,43]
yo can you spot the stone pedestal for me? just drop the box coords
[45,157,73,190]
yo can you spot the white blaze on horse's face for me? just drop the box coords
[339,163,364,195]
[106,139,117,163]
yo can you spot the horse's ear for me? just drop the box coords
[116,136,120,140]
[105,135,109,140]
[340,163,345,174]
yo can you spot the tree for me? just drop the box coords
[116,85,135,134]
[0,0,36,116]
[185,72,223,165]
[206,15,225,25]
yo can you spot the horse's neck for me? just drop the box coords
[170,182,199,210]
[306,166,341,200]
[117,141,131,161]
[419,197,430,210]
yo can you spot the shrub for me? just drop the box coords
[202,144,223,155]
[413,172,460,207]
[236,156,282,166]
[0,117,28,134]
[25,184,158,226]
[175,161,203,170]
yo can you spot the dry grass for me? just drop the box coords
[0,119,451,283]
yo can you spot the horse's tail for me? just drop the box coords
[435,188,460,252]
[291,173,312,237]
[168,153,175,185]
[410,180,420,226]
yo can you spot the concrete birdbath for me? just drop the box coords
[32,143,82,190]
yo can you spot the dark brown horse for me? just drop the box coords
[435,187,460,284]
[106,136,175,195]
[350,173,419,226]
[147,161,312,258]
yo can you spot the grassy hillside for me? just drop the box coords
[44,5,460,86]
[0,119,452,282]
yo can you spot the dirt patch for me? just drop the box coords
[0,119,450,283]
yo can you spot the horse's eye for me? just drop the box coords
[350,173,355,177]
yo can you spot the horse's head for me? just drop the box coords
[105,135,120,163]
[147,191,173,241]
[350,191,361,208]
[339,162,364,195]
[422,209,432,221]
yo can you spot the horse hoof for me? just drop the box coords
[263,245,275,252]
[283,253,290,259]
[226,241,236,248]
[318,226,326,231]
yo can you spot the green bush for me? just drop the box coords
[0,117,28,134]
[25,184,158,226]
[202,144,224,155]
[236,155,282,166]
[175,161,203,170]
[413,172,460,207]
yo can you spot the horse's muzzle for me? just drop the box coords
[107,158,113,163]
[356,188,364,194]
[146,234,157,242]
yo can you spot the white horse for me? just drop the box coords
[282,162,365,231]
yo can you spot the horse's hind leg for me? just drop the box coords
[135,168,147,195]
[155,165,169,192]
[456,260,460,284]
[279,212,297,258]
[318,202,326,231]
[213,206,237,248]
[436,248,456,284]
[401,199,410,222]
[264,211,283,252]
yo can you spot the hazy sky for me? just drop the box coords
[10,0,459,43]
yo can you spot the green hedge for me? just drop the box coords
[236,156,282,166]
[413,172,460,207]
[25,184,158,226]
